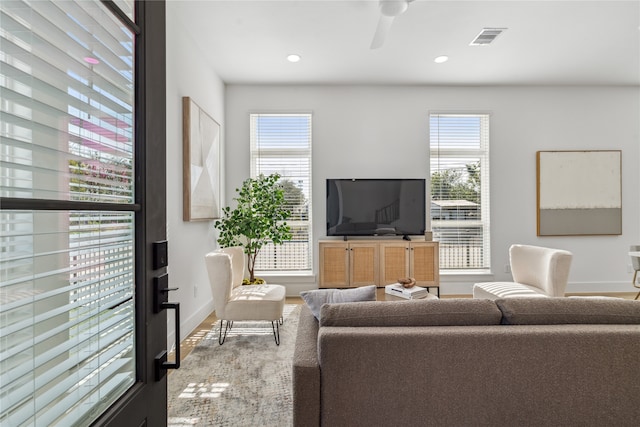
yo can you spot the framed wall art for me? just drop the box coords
[536,150,621,236]
[183,96,221,221]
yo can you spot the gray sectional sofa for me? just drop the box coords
[293,297,640,426]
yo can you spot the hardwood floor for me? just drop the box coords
[171,290,638,364]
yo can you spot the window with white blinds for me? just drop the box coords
[430,114,490,270]
[249,114,312,273]
[1,1,136,425]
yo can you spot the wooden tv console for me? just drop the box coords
[318,239,439,295]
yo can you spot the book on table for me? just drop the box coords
[384,283,430,299]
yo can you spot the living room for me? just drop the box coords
[164,0,640,348]
[0,1,638,425]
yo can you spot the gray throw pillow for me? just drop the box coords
[300,285,377,320]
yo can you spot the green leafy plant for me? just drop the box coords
[214,173,292,283]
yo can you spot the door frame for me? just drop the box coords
[94,1,168,425]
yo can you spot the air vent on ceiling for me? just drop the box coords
[470,28,507,46]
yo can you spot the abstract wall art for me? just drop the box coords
[183,96,221,221]
[536,150,621,236]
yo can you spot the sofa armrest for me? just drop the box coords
[292,304,321,427]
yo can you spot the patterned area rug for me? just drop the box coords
[168,304,300,427]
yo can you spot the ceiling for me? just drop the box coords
[170,0,640,86]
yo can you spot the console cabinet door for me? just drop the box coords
[319,240,435,289]
[349,243,379,287]
[410,242,440,287]
[379,242,410,285]
[319,242,349,288]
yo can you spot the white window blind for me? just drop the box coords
[0,1,136,425]
[249,114,312,272]
[430,114,490,270]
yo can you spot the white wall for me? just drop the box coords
[166,4,225,348]
[226,85,640,295]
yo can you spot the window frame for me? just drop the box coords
[249,113,313,275]
[429,112,491,272]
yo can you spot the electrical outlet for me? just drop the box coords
[504,264,511,274]
[628,264,633,274]
[194,284,198,298]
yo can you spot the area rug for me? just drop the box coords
[167,304,300,427]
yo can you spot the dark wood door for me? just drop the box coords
[95,1,170,425]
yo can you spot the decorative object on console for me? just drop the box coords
[537,150,621,236]
[214,173,292,284]
[182,96,221,221]
[300,285,377,320]
[398,277,416,288]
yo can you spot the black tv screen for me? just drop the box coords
[326,179,426,237]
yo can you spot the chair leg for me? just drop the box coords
[271,320,280,346]
[218,319,232,345]
[220,318,280,345]
[631,271,640,300]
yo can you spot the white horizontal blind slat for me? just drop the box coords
[430,114,491,270]
[250,114,313,272]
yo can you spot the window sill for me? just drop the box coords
[441,269,493,276]
[439,269,494,283]
[255,272,316,285]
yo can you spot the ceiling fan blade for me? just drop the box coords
[370,15,394,49]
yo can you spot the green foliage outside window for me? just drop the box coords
[431,162,480,203]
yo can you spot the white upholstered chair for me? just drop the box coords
[205,246,286,345]
[473,244,573,299]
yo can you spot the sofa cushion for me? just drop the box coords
[319,298,502,327]
[496,297,640,325]
[300,285,376,320]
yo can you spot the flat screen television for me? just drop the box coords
[326,178,426,238]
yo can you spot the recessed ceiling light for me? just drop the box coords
[287,54,301,63]
[434,55,449,64]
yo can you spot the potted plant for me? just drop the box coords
[214,173,292,284]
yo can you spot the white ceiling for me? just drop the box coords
[170,0,640,85]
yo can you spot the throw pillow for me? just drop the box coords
[300,285,376,320]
